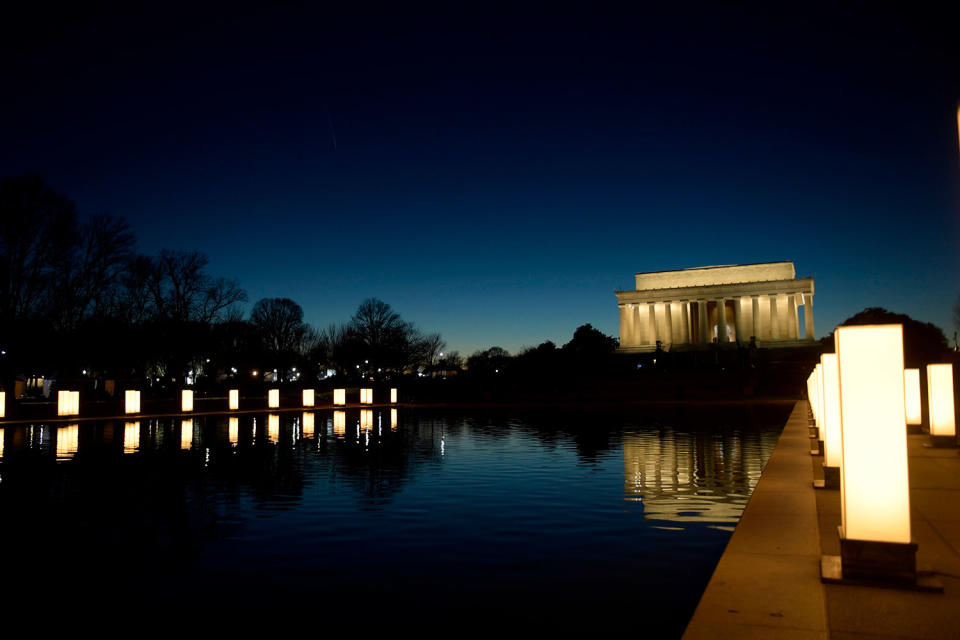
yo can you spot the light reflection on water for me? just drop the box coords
[0,405,787,633]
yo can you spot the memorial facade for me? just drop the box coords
[615,262,815,352]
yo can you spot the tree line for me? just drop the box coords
[0,174,445,394]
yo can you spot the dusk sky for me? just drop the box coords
[3,3,959,354]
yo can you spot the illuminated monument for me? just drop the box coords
[615,261,815,351]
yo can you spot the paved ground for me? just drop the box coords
[682,400,960,639]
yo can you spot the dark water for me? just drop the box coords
[0,405,786,634]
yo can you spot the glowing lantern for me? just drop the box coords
[825,324,915,585]
[360,388,373,405]
[181,390,193,412]
[229,389,239,411]
[268,389,279,409]
[181,419,193,449]
[57,424,79,459]
[229,416,239,444]
[926,364,956,443]
[390,388,398,404]
[333,410,346,436]
[268,414,279,443]
[0,427,4,457]
[333,389,346,406]
[124,390,141,414]
[0,391,5,418]
[58,390,79,416]
[817,353,842,489]
[124,421,140,453]
[302,389,315,407]
[391,408,398,430]
[903,369,922,427]
[360,409,373,431]
[303,412,315,437]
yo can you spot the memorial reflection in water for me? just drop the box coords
[623,425,778,529]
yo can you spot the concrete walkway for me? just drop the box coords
[683,400,828,639]
[683,400,960,639]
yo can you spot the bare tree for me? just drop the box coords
[0,174,78,322]
[250,297,309,353]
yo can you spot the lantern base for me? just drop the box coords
[924,435,957,448]
[810,438,823,456]
[906,423,923,434]
[808,425,819,439]
[813,464,840,490]
[821,531,942,592]
[821,553,942,592]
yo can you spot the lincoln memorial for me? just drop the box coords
[616,261,815,352]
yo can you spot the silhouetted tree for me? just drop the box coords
[562,323,618,356]
[826,307,950,367]
[251,297,310,353]
[0,174,79,323]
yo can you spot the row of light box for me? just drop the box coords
[806,323,955,589]
[45,387,401,417]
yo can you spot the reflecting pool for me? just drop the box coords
[0,405,787,634]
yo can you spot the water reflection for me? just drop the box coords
[0,406,787,632]
[303,412,314,438]
[124,421,140,453]
[56,423,79,460]
[268,414,279,444]
[623,426,776,529]
[181,419,193,450]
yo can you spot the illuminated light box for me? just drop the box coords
[124,421,140,453]
[390,388,398,404]
[810,363,824,456]
[360,388,373,405]
[333,410,346,436]
[181,390,193,412]
[926,364,956,447]
[815,353,841,489]
[391,408,398,430]
[820,324,937,590]
[229,416,239,445]
[181,419,193,449]
[229,389,239,411]
[333,389,346,406]
[58,390,80,417]
[0,391,5,418]
[360,409,373,431]
[268,389,279,409]
[0,427,4,457]
[303,411,315,438]
[125,390,141,414]
[268,414,279,443]
[302,389,315,407]
[903,369,922,429]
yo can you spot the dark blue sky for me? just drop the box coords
[3,3,959,353]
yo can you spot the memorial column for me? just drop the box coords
[698,300,708,344]
[664,302,673,346]
[619,305,630,347]
[769,294,780,339]
[804,294,815,340]
[717,298,727,343]
[733,298,744,344]
[680,301,691,344]
[648,303,658,346]
[752,295,761,341]
[787,294,798,339]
